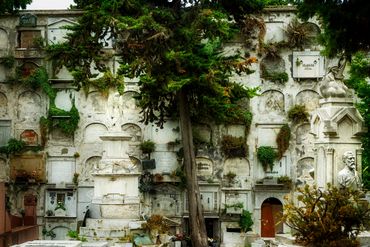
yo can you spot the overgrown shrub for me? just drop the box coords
[287,104,309,124]
[221,135,247,158]
[240,210,254,232]
[283,184,370,247]
[0,138,26,155]
[257,146,277,171]
[140,140,156,154]
[276,124,291,159]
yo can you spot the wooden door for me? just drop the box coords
[261,202,275,237]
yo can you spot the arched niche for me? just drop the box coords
[224,158,250,177]
[196,157,213,176]
[121,91,139,111]
[17,91,42,123]
[258,90,285,114]
[295,123,314,157]
[80,156,102,183]
[260,56,286,82]
[20,129,39,146]
[193,124,212,143]
[295,90,320,112]
[19,62,39,77]
[84,123,108,143]
[88,91,107,113]
[0,28,8,49]
[297,157,315,187]
[301,22,320,47]
[0,92,8,117]
[122,123,142,156]
[121,123,142,142]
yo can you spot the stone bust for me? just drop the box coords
[337,151,361,189]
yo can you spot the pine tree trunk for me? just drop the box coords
[178,90,208,247]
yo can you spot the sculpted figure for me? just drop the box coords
[337,151,361,189]
[319,72,349,98]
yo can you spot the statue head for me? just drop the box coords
[342,151,356,171]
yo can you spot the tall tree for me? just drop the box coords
[295,0,370,189]
[48,1,264,245]
[0,0,32,14]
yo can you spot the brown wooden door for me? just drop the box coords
[261,202,275,237]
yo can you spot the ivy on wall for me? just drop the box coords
[9,66,80,139]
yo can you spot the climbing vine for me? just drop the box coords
[14,66,81,137]
[276,124,291,159]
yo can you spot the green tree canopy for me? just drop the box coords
[48,1,267,246]
[295,0,370,57]
[0,0,32,14]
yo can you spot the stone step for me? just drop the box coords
[85,219,145,229]
[80,237,134,247]
[79,227,127,238]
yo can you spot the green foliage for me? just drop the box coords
[0,0,31,13]
[287,104,309,124]
[140,140,156,154]
[221,135,247,158]
[277,175,292,188]
[283,184,370,246]
[346,52,370,190]
[67,230,87,242]
[257,146,277,171]
[225,202,243,210]
[285,18,311,49]
[47,103,80,136]
[260,63,288,83]
[55,201,66,211]
[295,0,370,57]
[42,228,56,239]
[239,210,253,232]
[0,138,26,155]
[276,124,291,159]
[0,55,16,69]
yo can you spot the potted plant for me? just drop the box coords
[54,201,66,216]
[140,140,156,170]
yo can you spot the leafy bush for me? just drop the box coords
[277,175,292,188]
[0,138,26,155]
[257,146,277,171]
[283,184,370,247]
[240,210,253,232]
[287,104,309,124]
[140,140,156,154]
[276,124,291,159]
[221,135,247,158]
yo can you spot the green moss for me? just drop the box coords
[288,105,309,124]
[261,69,289,83]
